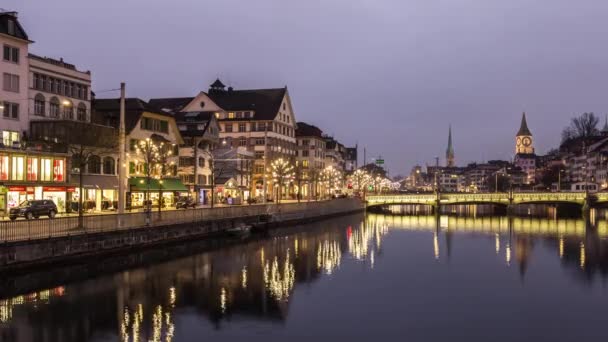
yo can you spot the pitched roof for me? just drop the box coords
[208,88,287,121]
[93,98,173,133]
[0,12,30,41]
[517,112,532,136]
[173,111,214,137]
[148,97,194,113]
[296,122,323,138]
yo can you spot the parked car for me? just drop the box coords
[175,197,196,209]
[9,200,58,220]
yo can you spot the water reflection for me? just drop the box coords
[1,213,608,341]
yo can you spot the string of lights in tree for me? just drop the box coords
[133,138,176,178]
[269,158,295,186]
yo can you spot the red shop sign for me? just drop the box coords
[26,187,35,194]
[8,186,26,192]
[66,187,76,193]
[43,186,66,192]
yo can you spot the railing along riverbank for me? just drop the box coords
[0,199,363,244]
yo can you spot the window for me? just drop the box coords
[302,160,309,168]
[129,139,139,151]
[238,137,247,146]
[2,131,19,147]
[255,138,265,145]
[179,157,195,167]
[2,102,19,119]
[32,93,45,116]
[238,123,246,132]
[180,174,195,184]
[77,103,87,121]
[3,73,19,92]
[302,150,309,157]
[49,97,60,118]
[62,100,73,119]
[258,123,265,131]
[255,165,264,174]
[140,117,169,133]
[88,155,101,174]
[0,155,8,180]
[225,124,233,132]
[3,45,19,63]
[103,157,115,175]
[236,112,243,119]
[228,112,235,119]
[255,151,264,159]
[7,19,15,36]
[53,159,65,181]
[40,158,52,181]
[198,174,206,185]
[302,139,309,146]
[198,157,205,167]
[11,156,24,181]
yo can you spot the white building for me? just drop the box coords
[150,79,298,200]
[0,11,31,147]
[28,54,91,122]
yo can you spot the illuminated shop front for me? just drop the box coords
[70,175,119,212]
[0,150,68,216]
[127,177,188,209]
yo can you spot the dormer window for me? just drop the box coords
[228,112,235,119]
[7,19,15,36]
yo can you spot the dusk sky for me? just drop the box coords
[5,0,608,175]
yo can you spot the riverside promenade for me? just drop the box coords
[0,198,364,269]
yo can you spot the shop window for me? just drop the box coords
[2,131,19,147]
[0,155,8,180]
[27,157,38,181]
[41,158,52,181]
[53,159,65,182]
[103,157,115,174]
[88,155,101,174]
[11,156,24,180]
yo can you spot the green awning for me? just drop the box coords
[129,177,188,192]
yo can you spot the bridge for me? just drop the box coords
[367,192,608,210]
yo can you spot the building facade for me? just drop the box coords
[150,79,298,200]
[1,11,30,147]
[295,122,326,199]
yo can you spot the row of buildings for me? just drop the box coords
[406,111,608,193]
[0,11,357,215]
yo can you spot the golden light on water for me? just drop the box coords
[220,287,227,313]
[433,232,440,260]
[559,237,564,259]
[495,233,500,254]
[580,243,585,269]
[242,267,248,289]
[506,244,511,266]
[317,240,342,274]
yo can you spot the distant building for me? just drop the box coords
[295,122,326,199]
[446,125,455,167]
[513,112,536,184]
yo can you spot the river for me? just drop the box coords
[1,212,607,341]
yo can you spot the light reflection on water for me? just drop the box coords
[1,213,608,341]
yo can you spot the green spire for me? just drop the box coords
[517,112,532,136]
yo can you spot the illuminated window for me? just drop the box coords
[53,159,65,182]
[2,131,19,147]
[0,155,8,180]
[228,112,235,119]
[41,158,52,181]
[27,157,38,181]
[11,156,24,180]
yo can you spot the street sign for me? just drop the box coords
[375,159,384,165]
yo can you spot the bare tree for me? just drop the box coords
[562,112,599,142]
[293,163,307,203]
[65,122,117,228]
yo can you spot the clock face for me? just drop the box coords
[516,137,521,146]
[522,137,532,147]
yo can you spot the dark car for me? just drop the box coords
[9,200,58,220]
[175,197,196,209]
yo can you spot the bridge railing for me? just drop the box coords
[367,191,591,205]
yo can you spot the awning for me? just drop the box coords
[129,177,188,192]
[71,174,118,189]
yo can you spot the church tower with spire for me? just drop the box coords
[446,125,455,167]
[515,112,534,154]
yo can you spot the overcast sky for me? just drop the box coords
[5,0,608,175]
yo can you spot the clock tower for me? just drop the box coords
[515,112,534,154]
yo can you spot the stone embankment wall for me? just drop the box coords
[0,199,364,270]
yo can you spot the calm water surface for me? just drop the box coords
[1,213,608,341]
